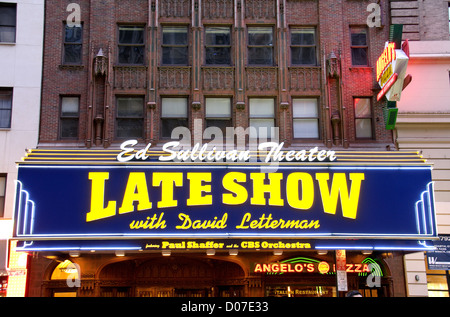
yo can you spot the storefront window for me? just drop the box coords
[49,260,79,297]
[266,285,336,297]
[427,268,450,297]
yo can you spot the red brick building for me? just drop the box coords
[23,0,416,298]
[39,0,392,149]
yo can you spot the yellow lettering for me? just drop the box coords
[86,172,116,222]
[119,172,152,214]
[316,173,365,219]
[222,172,248,205]
[286,172,314,210]
[236,212,251,229]
[152,172,183,208]
[176,213,191,229]
[187,173,212,206]
[250,173,284,206]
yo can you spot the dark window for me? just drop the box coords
[0,3,16,43]
[205,98,232,135]
[161,97,188,138]
[118,26,145,65]
[205,27,231,65]
[248,27,273,65]
[162,26,188,65]
[116,97,144,138]
[63,24,83,64]
[0,175,5,218]
[350,27,368,66]
[60,97,79,139]
[291,28,316,65]
[354,97,373,139]
[0,88,12,129]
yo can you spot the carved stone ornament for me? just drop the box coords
[94,48,108,76]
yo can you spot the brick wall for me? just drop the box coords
[39,0,393,149]
[390,0,450,41]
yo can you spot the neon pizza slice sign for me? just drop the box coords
[376,41,409,101]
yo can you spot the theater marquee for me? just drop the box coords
[13,141,437,252]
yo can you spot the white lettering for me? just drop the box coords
[117,140,337,163]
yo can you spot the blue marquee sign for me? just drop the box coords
[12,145,438,252]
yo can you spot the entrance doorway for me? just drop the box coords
[98,255,245,297]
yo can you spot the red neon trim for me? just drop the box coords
[377,73,398,101]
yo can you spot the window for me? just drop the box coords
[292,98,319,139]
[205,98,232,134]
[0,175,5,218]
[161,97,188,138]
[354,97,373,139]
[118,26,145,64]
[0,88,12,129]
[0,3,16,43]
[249,98,275,138]
[291,28,316,65]
[63,24,83,64]
[248,27,274,65]
[350,27,368,66]
[426,260,450,297]
[205,27,231,65]
[116,97,144,138]
[60,97,79,139]
[162,26,188,65]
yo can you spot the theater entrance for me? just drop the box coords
[98,255,246,297]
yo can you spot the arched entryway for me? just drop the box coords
[98,256,246,297]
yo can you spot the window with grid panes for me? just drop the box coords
[291,28,316,65]
[161,97,188,138]
[205,27,231,65]
[248,27,274,65]
[249,98,275,138]
[350,27,368,66]
[63,24,83,64]
[0,3,16,43]
[116,97,144,138]
[162,26,188,65]
[354,97,373,139]
[0,88,12,129]
[292,98,319,139]
[205,98,232,136]
[0,175,5,218]
[60,97,79,139]
[118,26,145,64]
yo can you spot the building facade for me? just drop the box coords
[38,0,393,149]
[391,0,450,297]
[0,0,44,296]
[13,0,441,297]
